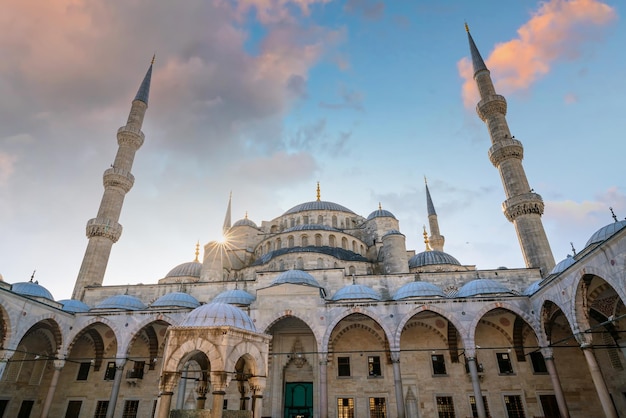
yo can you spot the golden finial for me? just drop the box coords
[378,202,382,210]
[465,22,470,33]
[423,226,432,251]
[194,241,200,262]
[245,211,248,219]
[151,54,156,65]
[316,182,321,201]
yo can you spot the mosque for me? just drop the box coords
[1,29,625,418]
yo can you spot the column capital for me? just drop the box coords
[390,350,401,363]
[53,359,66,369]
[249,376,266,393]
[159,371,180,393]
[210,371,230,392]
[318,352,329,365]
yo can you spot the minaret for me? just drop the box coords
[223,192,232,234]
[466,26,555,275]
[72,59,154,300]
[425,178,445,252]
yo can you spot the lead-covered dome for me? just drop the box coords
[233,218,258,228]
[92,295,147,311]
[585,220,626,247]
[457,279,512,298]
[270,270,322,288]
[283,201,355,216]
[367,208,396,220]
[409,250,460,268]
[165,261,202,279]
[12,281,54,300]
[393,281,446,300]
[331,284,382,301]
[283,224,340,233]
[181,302,256,332]
[549,255,576,275]
[213,289,256,305]
[58,299,90,313]
[151,292,200,309]
[523,280,542,296]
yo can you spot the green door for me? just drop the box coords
[284,382,313,418]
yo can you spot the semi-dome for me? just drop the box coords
[271,270,322,288]
[550,255,576,275]
[457,279,512,298]
[409,250,460,268]
[283,201,355,216]
[181,302,256,332]
[93,294,147,311]
[283,224,340,233]
[393,281,446,300]
[523,280,542,296]
[12,281,54,300]
[331,284,382,301]
[233,218,258,228]
[165,261,202,279]
[382,229,404,238]
[367,208,396,220]
[213,289,256,305]
[58,299,90,313]
[151,292,200,309]
[585,220,626,247]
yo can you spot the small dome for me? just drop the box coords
[283,224,340,233]
[331,284,382,301]
[283,201,355,216]
[181,302,256,332]
[233,218,258,228]
[12,281,54,300]
[585,220,626,247]
[271,270,321,288]
[550,255,576,275]
[382,229,404,239]
[93,295,147,311]
[165,261,202,279]
[58,299,90,313]
[457,279,512,298]
[367,209,396,220]
[409,251,460,268]
[523,280,542,296]
[151,292,200,309]
[213,289,256,305]
[393,282,446,300]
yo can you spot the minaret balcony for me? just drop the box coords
[476,94,507,121]
[502,192,545,221]
[488,139,524,167]
[86,217,123,242]
[117,125,145,149]
[103,168,135,192]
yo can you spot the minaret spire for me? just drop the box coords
[223,191,232,234]
[466,27,555,275]
[424,177,445,252]
[72,58,153,300]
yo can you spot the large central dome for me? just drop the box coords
[283,200,355,216]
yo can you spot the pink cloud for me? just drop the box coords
[0,152,17,186]
[235,0,332,24]
[459,0,616,108]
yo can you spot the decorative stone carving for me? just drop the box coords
[503,193,545,221]
[103,168,135,193]
[85,217,123,242]
[476,94,507,120]
[488,139,524,167]
[117,125,145,149]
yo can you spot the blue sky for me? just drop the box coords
[1,0,625,300]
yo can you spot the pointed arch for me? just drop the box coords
[322,307,393,353]
[394,305,467,350]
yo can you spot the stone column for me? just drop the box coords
[466,354,486,418]
[249,376,266,418]
[40,359,65,418]
[319,353,328,418]
[238,379,249,410]
[176,364,189,409]
[155,372,180,418]
[542,349,569,418]
[211,371,229,418]
[105,358,127,418]
[581,343,618,418]
[390,351,405,418]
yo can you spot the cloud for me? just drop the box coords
[564,92,578,104]
[344,0,385,20]
[545,186,626,225]
[0,152,17,186]
[319,86,364,110]
[459,0,616,107]
[229,151,318,184]
[288,120,352,156]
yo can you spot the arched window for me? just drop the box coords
[276,238,282,249]
[303,215,309,224]
[288,236,295,247]
[315,234,322,246]
[332,216,337,228]
[329,235,336,247]
[317,258,324,269]
[360,244,364,255]
[302,235,309,247]
[318,215,323,224]
[296,257,304,269]
[342,237,348,249]
[352,241,357,252]
[279,260,285,270]
[266,242,271,253]
[349,265,356,275]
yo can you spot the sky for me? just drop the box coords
[1,0,625,301]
